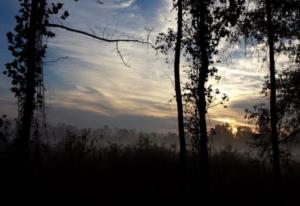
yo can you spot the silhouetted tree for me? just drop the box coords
[238,0,300,183]
[156,0,187,180]
[5,0,153,163]
[157,2,244,196]
[4,0,76,196]
[183,0,244,186]
[5,0,70,160]
[245,49,300,161]
[266,0,281,183]
[173,0,187,177]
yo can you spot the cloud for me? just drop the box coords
[115,0,136,8]
[0,0,280,132]
[43,6,177,127]
[47,104,177,132]
[229,97,267,111]
[95,0,136,9]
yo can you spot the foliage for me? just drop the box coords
[0,127,299,202]
[4,1,71,107]
[239,0,299,46]
[3,0,80,142]
[245,103,295,161]
[182,0,244,152]
[156,1,246,155]
[276,68,300,142]
[237,0,300,173]
[245,67,300,159]
[0,115,10,143]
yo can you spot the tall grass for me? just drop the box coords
[0,127,299,204]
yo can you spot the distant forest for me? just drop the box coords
[0,0,299,203]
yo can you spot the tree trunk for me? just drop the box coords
[266,0,282,183]
[17,0,44,161]
[194,0,210,199]
[10,0,43,197]
[197,0,209,175]
[174,0,187,175]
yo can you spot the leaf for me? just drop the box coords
[61,11,69,20]
[6,32,14,42]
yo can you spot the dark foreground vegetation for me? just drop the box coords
[1,132,299,204]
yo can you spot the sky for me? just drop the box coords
[0,0,270,132]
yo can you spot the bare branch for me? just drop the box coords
[207,100,228,109]
[43,56,69,64]
[115,42,131,68]
[207,102,222,109]
[45,23,154,47]
[144,27,153,44]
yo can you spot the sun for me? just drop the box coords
[227,120,238,136]
[225,118,238,136]
[231,125,238,136]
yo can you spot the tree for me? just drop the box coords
[4,0,74,196]
[266,0,281,183]
[156,0,187,178]
[5,0,153,163]
[246,42,300,162]
[173,0,187,177]
[183,0,244,180]
[239,0,300,183]
[5,0,64,160]
[157,2,244,197]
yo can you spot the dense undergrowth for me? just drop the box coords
[0,129,299,204]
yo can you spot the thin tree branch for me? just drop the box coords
[43,56,69,64]
[115,42,131,68]
[207,102,222,109]
[45,23,154,47]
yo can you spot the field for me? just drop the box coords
[1,132,299,204]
